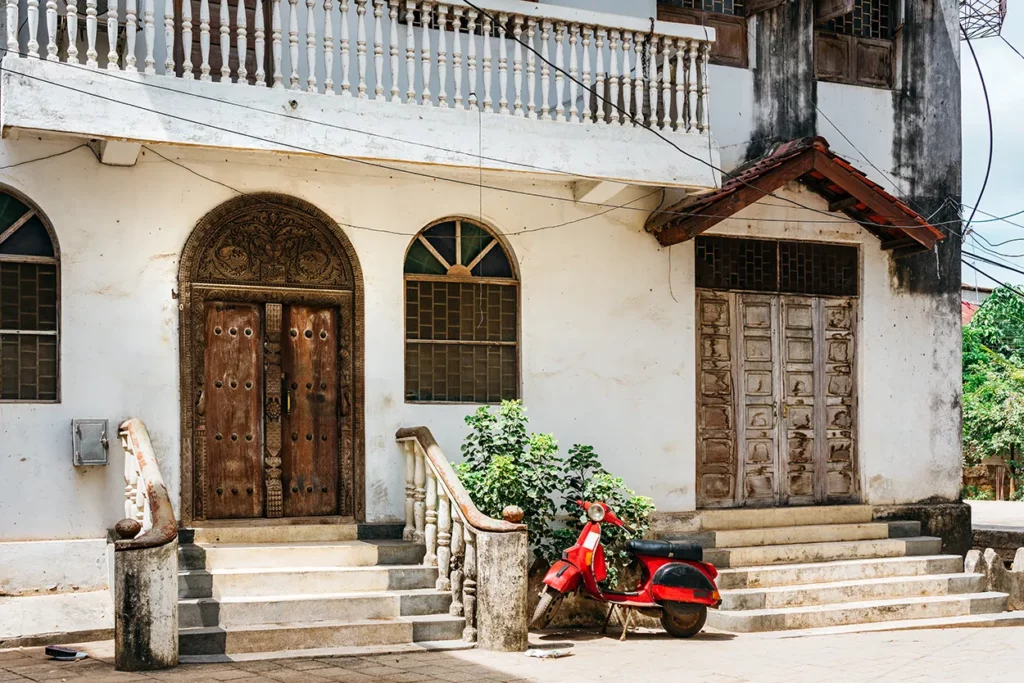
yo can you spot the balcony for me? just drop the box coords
[0,0,720,189]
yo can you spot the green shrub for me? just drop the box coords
[456,400,655,586]
[962,484,995,501]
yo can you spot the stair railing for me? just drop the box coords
[396,426,527,648]
[114,418,178,671]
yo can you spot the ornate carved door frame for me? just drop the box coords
[177,194,365,526]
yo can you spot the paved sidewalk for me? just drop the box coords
[4,626,1024,683]
[969,500,1024,530]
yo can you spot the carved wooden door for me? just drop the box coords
[696,291,737,508]
[737,294,780,506]
[822,298,857,501]
[780,296,818,505]
[203,302,265,519]
[280,305,340,516]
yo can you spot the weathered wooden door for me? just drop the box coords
[201,301,342,519]
[696,290,858,508]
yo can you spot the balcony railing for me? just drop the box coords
[4,0,716,135]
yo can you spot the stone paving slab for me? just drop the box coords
[4,626,1024,682]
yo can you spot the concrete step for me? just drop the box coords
[178,615,465,655]
[179,565,439,599]
[670,522,891,549]
[0,590,113,648]
[181,522,359,545]
[698,505,873,532]
[717,555,966,590]
[178,540,424,571]
[179,639,475,664]
[720,573,987,610]
[759,610,1024,639]
[705,536,943,568]
[178,589,452,628]
[707,591,1008,633]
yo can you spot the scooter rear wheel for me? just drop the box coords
[661,605,707,638]
[531,586,565,629]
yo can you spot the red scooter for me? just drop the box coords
[532,500,720,638]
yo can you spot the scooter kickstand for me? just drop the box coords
[619,607,632,642]
[601,605,616,635]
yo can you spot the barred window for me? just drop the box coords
[404,219,518,403]
[822,0,893,40]
[0,190,59,402]
[657,0,745,16]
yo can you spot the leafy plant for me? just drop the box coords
[962,484,995,501]
[457,401,655,586]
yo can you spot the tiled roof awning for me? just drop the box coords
[645,137,947,257]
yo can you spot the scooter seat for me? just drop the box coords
[627,539,703,562]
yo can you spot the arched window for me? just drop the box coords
[404,218,518,403]
[0,190,59,402]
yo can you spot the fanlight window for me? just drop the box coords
[404,219,518,403]
[0,191,59,401]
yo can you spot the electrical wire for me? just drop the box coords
[961,27,994,233]
[0,143,91,169]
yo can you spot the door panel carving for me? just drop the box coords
[781,296,817,504]
[696,291,737,507]
[203,302,264,519]
[738,294,779,506]
[281,305,340,517]
[823,298,857,500]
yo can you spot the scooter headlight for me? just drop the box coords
[587,504,606,522]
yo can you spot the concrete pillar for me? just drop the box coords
[475,530,529,651]
[114,539,179,671]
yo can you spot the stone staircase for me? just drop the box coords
[661,506,1011,634]
[176,524,466,660]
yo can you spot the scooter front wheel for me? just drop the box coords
[661,605,707,638]
[531,586,565,629]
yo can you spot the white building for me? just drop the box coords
[1,0,970,651]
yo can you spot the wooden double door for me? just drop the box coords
[696,290,858,508]
[203,300,344,519]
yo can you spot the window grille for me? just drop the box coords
[0,191,59,401]
[822,0,892,40]
[658,0,746,16]
[696,236,858,297]
[404,219,518,403]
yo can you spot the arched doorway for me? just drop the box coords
[178,194,363,525]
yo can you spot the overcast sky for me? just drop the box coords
[961,8,1024,288]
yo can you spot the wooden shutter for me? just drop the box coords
[656,7,748,69]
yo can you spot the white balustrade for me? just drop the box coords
[3,0,715,134]
[398,426,525,644]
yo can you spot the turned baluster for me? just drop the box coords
[341,0,351,94]
[449,515,465,616]
[388,0,400,101]
[608,29,619,125]
[85,0,97,67]
[413,443,425,542]
[105,2,118,67]
[462,527,477,642]
[305,0,316,90]
[480,13,491,112]
[633,32,643,126]
[403,441,415,541]
[495,12,507,114]
[511,15,523,116]
[237,0,249,82]
[554,22,567,121]
[699,41,710,133]
[125,0,138,70]
[271,0,282,86]
[322,0,333,92]
[661,37,672,129]
[647,36,659,128]
[419,1,431,104]
[404,1,415,103]
[45,0,57,60]
[177,0,192,76]
[436,4,447,108]
[594,27,607,123]
[620,31,632,124]
[27,0,38,58]
[539,19,550,120]
[567,23,579,122]
[466,10,477,110]
[198,0,211,79]
[424,470,438,566]
[219,0,230,79]
[675,39,687,131]
[66,0,79,63]
[164,0,174,72]
[288,0,299,89]
[436,486,452,591]
[6,0,18,55]
[372,0,384,99]
[581,25,592,123]
[525,18,536,119]
[686,39,697,132]
[451,7,463,108]
[356,0,367,97]
[254,0,265,84]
